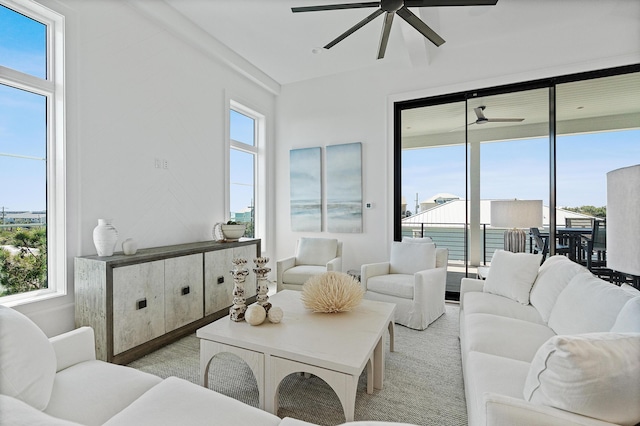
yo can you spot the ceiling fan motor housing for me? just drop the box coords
[382,0,405,12]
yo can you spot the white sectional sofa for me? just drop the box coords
[0,305,417,426]
[459,251,640,426]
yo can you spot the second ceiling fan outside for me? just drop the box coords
[292,0,499,59]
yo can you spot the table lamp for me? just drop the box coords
[491,200,543,253]
[607,164,640,279]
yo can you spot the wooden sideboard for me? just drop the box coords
[75,239,260,364]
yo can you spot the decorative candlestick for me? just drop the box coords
[253,257,272,314]
[229,258,249,322]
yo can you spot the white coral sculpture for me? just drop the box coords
[301,272,364,313]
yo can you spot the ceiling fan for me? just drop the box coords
[291,0,499,59]
[471,105,524,125]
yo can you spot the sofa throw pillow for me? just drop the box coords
[389,241,436,275]
[523,333,640,426]
[548,272,634,335]
[483,250,542,305]
[529,255,588,323]
[610,297,640,333]
[296,238,338,266]
[0,306,56,410]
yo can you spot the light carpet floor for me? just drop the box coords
[128,304,467,426]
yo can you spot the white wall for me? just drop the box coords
[16,0,277,336]
[274,0,640,272]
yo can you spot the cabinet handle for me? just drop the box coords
[217,276,224,284]
[137,298,147,310]
[181,286,190,296]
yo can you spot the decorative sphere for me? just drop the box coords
[267,306,283,323]
[245,304,266,326]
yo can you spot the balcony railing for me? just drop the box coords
[401,222,534,264]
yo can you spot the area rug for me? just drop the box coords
[128,304,467,426]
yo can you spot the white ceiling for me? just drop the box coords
[160,0,640,86]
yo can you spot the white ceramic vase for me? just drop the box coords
[93,219,118,256]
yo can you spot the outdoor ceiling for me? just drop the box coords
[401,72,640,149]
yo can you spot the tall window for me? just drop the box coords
[229,101,264,240]
[0,1,65,304]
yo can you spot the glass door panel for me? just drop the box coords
[468,90,549,266]
[556,72,640,272]
[400,101,467,299]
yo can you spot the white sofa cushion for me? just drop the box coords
[548,273,634,335]
[102,376,281,426]
[523,333,640,426]
[0,395,84,426]
[282,265,328,285]
[529,255,588,323]
[44,360,162,426]
[389,242,436,275]
[367,274,414,299]
[610,297,640,332]
[464,351,532,426]
[462,292,544,324]
[483,250,542,305]
[0,306,56,410]
[296,238,338,266]
[462,313,556,362]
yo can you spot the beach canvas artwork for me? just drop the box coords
[326,142,363,233]
[290,147,322,231]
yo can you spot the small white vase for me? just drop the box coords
[93,219,118,256]
[122,238,138,255]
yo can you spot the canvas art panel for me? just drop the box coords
[290,147,322,232]
[326,142,363,233]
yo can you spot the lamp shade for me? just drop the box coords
[491,200,543,229]
[607,164,640,276]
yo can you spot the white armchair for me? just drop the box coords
[361,241,448,330]
[277,237,343,292]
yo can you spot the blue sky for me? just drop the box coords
[402,129,640,211]
[1,5,47,212]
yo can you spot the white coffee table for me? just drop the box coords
[197,289,395,422]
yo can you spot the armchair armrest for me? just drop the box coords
[460,277,485,309]
[276,256,297,292]
[49,326,96,372]
[484,393,616,426]
[414,267,447,304]
[326,256,342,272]
[360,262,391,291]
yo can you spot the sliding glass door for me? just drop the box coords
[396,65,639,300]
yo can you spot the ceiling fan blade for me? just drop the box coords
[404,0,498,6]
[396,7,445,46]
[485,118,525,122]
[324,8,384,49]
[292,2,380,13]
[377,12,395,59]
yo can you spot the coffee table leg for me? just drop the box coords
[272,357,359,422]
[388,321,395,352]
[374,334,385,390]
[199,339,266,410]
[200,340,214,387]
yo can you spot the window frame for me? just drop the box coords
[0,0,66,306]
[227,98,266,245]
